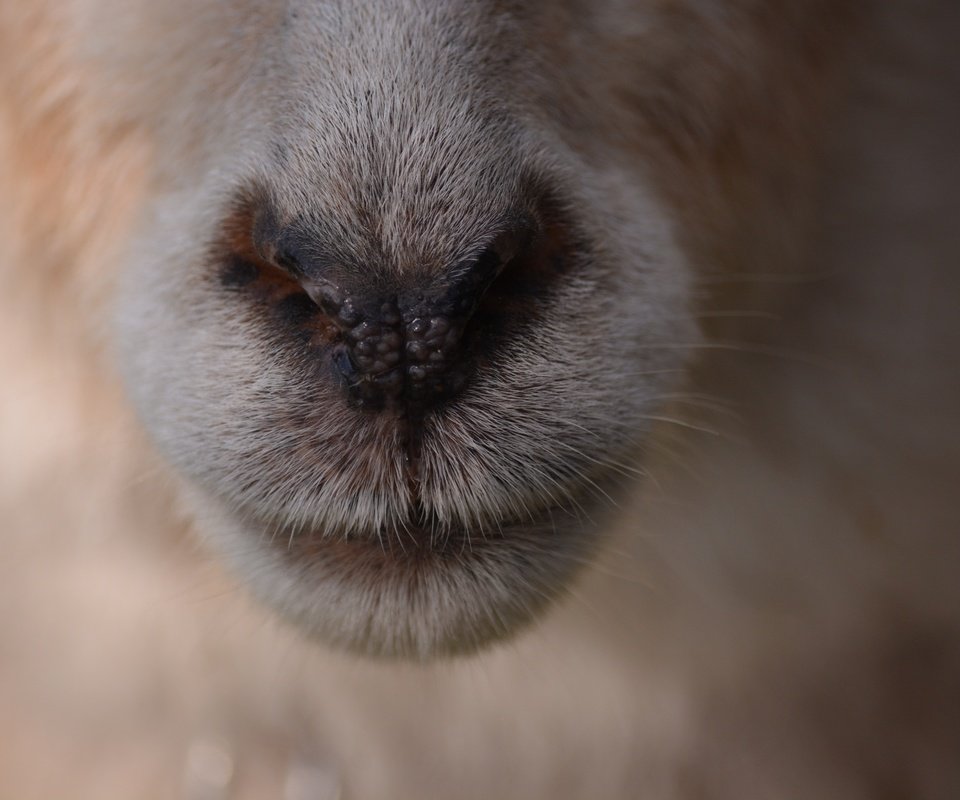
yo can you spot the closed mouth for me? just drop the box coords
[280,499,580,557]
[216,486,608,659]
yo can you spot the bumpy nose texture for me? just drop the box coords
[331,295,471,412]
[303,249,503,413]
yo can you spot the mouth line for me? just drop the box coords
[219,454,625,561]
[202,474,609,658]
[278,502,580,558]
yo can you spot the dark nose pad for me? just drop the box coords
[301,225,530,413]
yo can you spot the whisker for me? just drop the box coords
[549,433,649,481]
[639,414,723,437]
[633,340,835,367]
[697,270,833,284]
[694,309,781,321]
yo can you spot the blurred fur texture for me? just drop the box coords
[1,0,959,797]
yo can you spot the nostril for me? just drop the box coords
[274,248,300,273]
[332,347,358,382]
[441,219,536,317]
[299,277,346,318]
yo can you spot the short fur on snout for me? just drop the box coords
[112,1,700,656]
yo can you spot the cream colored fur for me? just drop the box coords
[2,0,959,797]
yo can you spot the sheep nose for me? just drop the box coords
[300,231,526,413]
[310,284,471,412]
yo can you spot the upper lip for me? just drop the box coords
[265,486,588,552]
